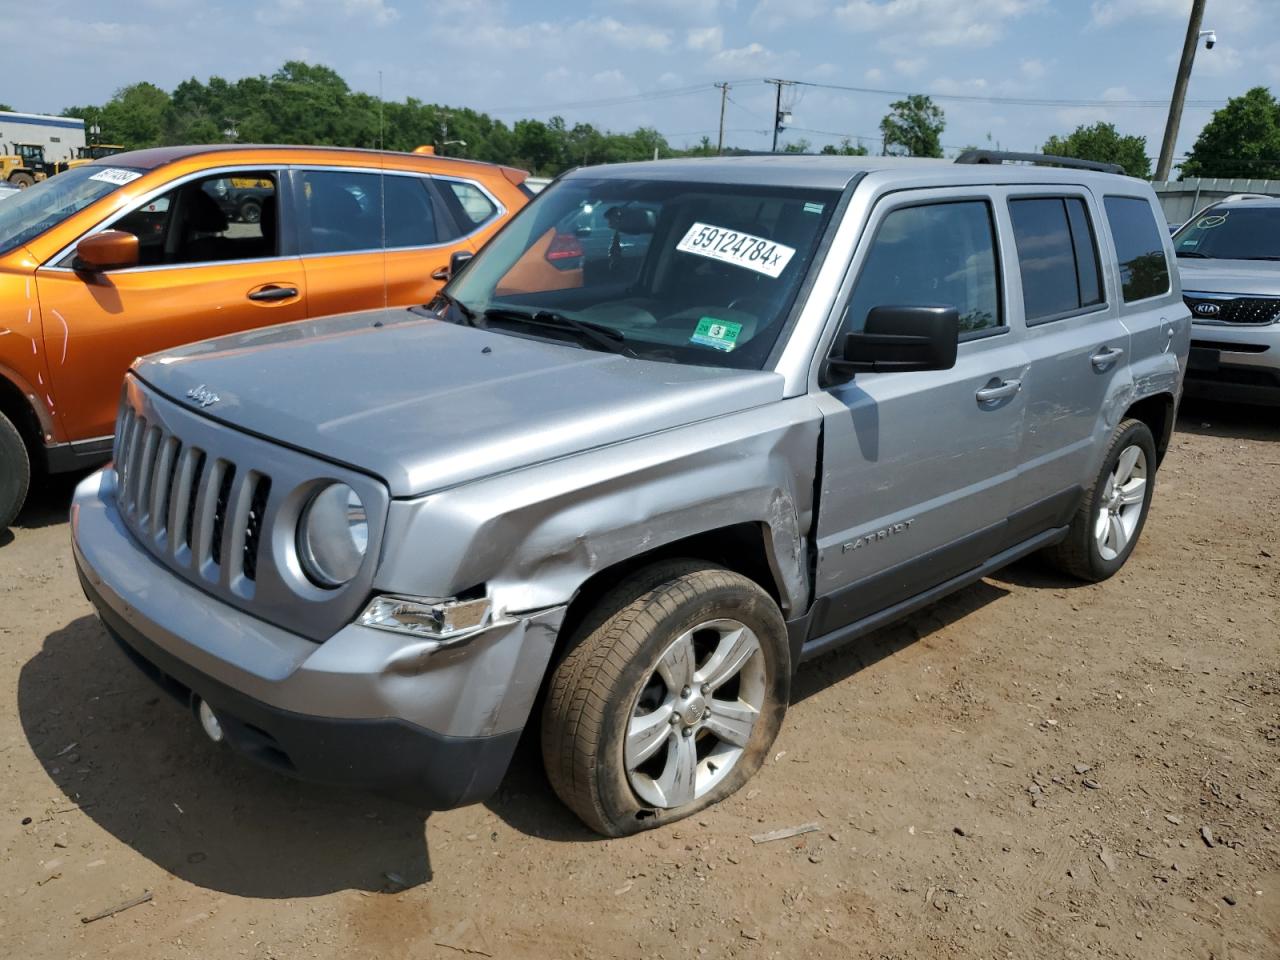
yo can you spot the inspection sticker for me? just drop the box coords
[88,168,142,186]
[690,316,743,352]
[675,221,796,279]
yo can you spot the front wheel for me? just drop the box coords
[1043,418,1157,582]
[10,173,34,189]
[541,561,790,837]
[0,410,31,529]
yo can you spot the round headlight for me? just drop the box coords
[298,483,368,588]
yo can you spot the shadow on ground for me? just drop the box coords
[1177,398,1280,442]
[18,615,435,897]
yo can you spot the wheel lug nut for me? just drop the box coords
[700,684,709,695]
[670,713,680,725]
[681,686,691,698]
[682,727,693,738]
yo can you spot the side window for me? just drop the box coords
[1008,197,1104,324]
[383,175,438,249]
[1104,196,1171,303]
[841,200,1001,337]
[109,171,278,267]
[441,180,498,229]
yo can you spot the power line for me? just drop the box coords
[490,79,766,116]
[793,79,1228,109]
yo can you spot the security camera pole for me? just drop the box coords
[1155,0,1209,182]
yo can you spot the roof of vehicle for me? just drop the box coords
[90,143,524,178]
[1208,195,1280,209]
[566,154,1145,191]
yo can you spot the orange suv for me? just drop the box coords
[0,145,531,526]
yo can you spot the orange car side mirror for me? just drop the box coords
[75,230,139,272]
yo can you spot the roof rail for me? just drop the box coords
[955,150,1126,176]
[1222,192,1273,202]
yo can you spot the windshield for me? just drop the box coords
[0,165,143,256]
[440,176,840,369]
[1172,206,1280,260]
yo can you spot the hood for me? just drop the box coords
[1177,258,1280,297]
[134,309,785,497]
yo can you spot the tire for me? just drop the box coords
[1043,418,1157,582]
[0,410,31,529]
[10,173,34,189]
[542,561,790,837]
[239,198,262,224]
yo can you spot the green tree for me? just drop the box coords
[98,83,171,148]
[820,137,869,156]
[1181,86,1280,180]
[1042,122,1151,178]
[0,103,13,113]
[782,138,812,154]
[879,95,945,158]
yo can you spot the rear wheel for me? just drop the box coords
[541,561,789,836]
[239,198,262,224]
[10,173,34,189]
[0,411,31,529]
[1043,418,1156,582]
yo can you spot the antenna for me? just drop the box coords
[379,70,388,311]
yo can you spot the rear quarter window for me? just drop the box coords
[1104,196,1171,303]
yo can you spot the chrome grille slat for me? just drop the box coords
[135,426,160,527]
[150,436,180,540]
[189,457,222,580]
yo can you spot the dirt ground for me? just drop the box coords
[1,399,1276,960]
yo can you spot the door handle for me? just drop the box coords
[975,378,1022,403]
[1090,345,1125,370]
[248,285,299,302]
[430,266,450,281]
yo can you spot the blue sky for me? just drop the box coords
[9,0,1279,169]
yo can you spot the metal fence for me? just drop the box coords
[1151,177,1280,226]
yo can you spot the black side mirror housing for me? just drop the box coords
[449,250,475,279]
[826,305,960,382]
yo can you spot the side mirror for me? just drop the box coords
[74,230,139,272]
[449,250,475,278]
[827,305,959,381]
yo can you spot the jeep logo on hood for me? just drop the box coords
[186,384,221,407]
[1193,302,1222,317]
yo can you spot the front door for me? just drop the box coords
[811,192,1030,637]
[36,169,305,442]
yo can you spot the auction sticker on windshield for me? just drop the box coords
[676,222,796,279]
[88,168,142,186]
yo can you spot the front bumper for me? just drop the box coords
[1185,321,1280,405]
[71,469,565,807]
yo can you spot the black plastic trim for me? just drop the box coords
[80,569,519,809]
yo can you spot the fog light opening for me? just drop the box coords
[196,699,225,744]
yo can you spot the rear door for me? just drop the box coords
[1004,189,1131,517]
[293,168,503,319]
[35,167,305,442]
[811,189,1030,635]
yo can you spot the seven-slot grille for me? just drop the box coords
[114,404,271,591]
[1184,295,1280,325]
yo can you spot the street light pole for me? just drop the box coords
[1155,0,1207,182]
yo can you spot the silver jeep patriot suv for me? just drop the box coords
[72,153,1190,836]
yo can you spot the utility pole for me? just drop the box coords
[766,78,794,153]
[715,82,729,155]
[1156,0,1208,182]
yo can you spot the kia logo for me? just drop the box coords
[1193,302,1221,317]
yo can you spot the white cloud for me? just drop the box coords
[1020,58,1046,79]
[686,25,724,51]
[1090,0,1259,28]
[834,0,1043,50]
[434,15,671,54]
[343,0,398,25]
[893,57,925,76]
[865,67,884,82]
[711,42,775,68]
[256,0,398,26]
[749,0,828,30]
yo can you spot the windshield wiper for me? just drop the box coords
[1176,251,1210,258]
[482,308,634,357]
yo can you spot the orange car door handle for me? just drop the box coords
[248,285,299,302]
